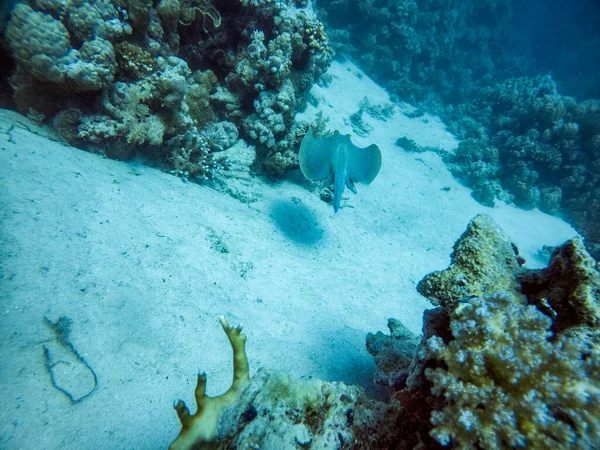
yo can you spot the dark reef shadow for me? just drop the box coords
[286,169,309,187]
[270,198,324,245]
[317,325,384,398]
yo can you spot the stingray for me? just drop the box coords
[299,128,382,212]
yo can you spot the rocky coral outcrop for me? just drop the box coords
[174,215,600,449]
[4,0,332,181]
[370,214,600,449]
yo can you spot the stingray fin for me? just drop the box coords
[299,128,332,181]
[346,142,382,185]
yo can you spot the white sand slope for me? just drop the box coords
[0,60,576,449]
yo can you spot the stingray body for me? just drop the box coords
[299,128,382,212]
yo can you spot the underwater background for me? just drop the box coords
[0,0,599,448]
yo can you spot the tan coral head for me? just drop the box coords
[169,316,250,450]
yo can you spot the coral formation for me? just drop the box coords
[6,2,121,91]
[206,368,366,449]
[426,293,600,449]
[168,215,600,449]
[369,215,600,449]
[163,130,227,181]
[366,318,420,390]
[414,216,600,449]
[169,316,382,450]
[519,237,600,333]
[170,316,250,450]
[445,78,600,259]
[3,0,332,181]
[416,214,522,311]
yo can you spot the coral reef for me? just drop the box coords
[426,292,600,449]
[318,0,600,258]
[415,216,600,449]
[4,0,332,180]
[445,78,600,259]
[163,130,226,181]
[319,0,524,107]
[371,215,600,449]
[169,215,600,449]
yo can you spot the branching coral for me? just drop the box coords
[165,129,228,181]
[227,30,293,91]
[169,316,250,450]
[168,317,374,450]
[377,215,600,449]
[242,79,295,149]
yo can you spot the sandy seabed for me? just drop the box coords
[0,60,576,449]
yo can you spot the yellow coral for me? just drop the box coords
[169,316,250,450]
[304,20,330,54]
[115,42,155,78]
[417,214,523,311]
